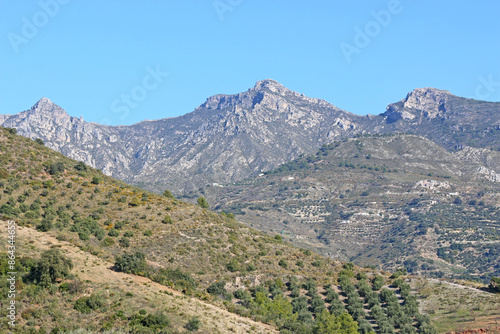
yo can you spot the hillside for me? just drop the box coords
[197,134,500,282]
[1,82,499,194]
[0,126,499,333]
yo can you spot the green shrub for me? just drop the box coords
[226,259,240,272]
[162,214,172,224]
[197,196,209,209]
[279,259,288,268]
[124,231,134,238]
[185,317,200,331]
[36,218,53,232]
[115,251,147,274]
[74,161,87,171]
[490,277,500,293]
[163,190,175,199]
[27,249,73,287]
[141,312,170,329]
[311,260,321,267]
[108,228,119,237]
[74,293,105,314]
[119,237,130,248]
[102,237,115,247]
[207,281,226,296]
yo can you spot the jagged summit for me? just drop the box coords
[38,97,53,104]
[252,78,285,91]
[403,87,451,109]
[30,97,68,117]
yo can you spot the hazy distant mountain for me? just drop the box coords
[1,80,499,194]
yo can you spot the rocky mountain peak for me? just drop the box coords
[252,79,286,93]
[383,87,453,122]
[403,87,451,110]
[30,97,69,120]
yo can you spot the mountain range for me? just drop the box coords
[2,79,499,194]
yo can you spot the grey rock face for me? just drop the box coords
[1,81,499,193]
[0,80,365,193]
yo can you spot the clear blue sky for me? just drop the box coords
[1,0,499,125]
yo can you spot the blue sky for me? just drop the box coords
[1,0,499,125]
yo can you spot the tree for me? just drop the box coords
[197,196,209,209]
[28,249,73,287]
[372,275,385,290]
[489,277,500,293]
[312,310,358,334]
[163,190,175,199]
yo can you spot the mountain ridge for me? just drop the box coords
[1,80,499,193]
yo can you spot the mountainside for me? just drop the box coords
[375,88,500,150]
[0,80,367,194]
[2,81,499,194]
[0,126,450,333]
[196,134,500,282]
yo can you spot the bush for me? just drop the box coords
[162,214,172,224]
[35,138,44,145]
[91,176,100,185]
[119,237,130,248]
[311,260,321,267]
[115,251,147,274]
[129,197,141,207]
[163,190,175,199]
[36,218,53,232]
[74,297,92,314]
[108,228,120,237]
[207,281,226,296]
[47,162,65,175]
[226,259,240,272]
[27,249,73,287]
[489,277,500,293]
[141,312,171,329]
[74,161,87,171]
[278,259,288,268]
[185,317,200,331]
[74,293,105,314]
[102,237,115,247]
